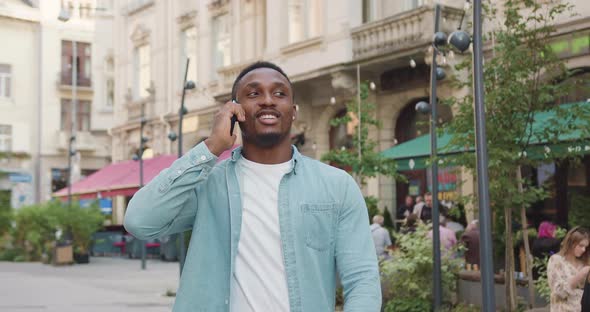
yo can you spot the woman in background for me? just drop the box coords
[547,226,590,311]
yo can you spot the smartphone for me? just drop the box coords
[230,99,238,136]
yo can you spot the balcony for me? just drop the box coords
[351,5,463,60]
[56,131,97,152]
[56,71,92,91]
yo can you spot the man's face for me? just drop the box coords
[425,195,432,207]
[405,196,413,206]
[236,68,296,148]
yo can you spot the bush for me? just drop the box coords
[533,256,551,301]
[9,200,105,261]
[381,224,463,311]
[13,203,59,261]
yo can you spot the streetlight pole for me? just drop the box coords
[139,102,147,270]
[415,4,473,309]
[167,59,195,276]
[177,59,194,275]
[473,0,495,310]
[430,5,443,310]
[58,9,77,208]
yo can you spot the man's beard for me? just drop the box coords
[243,131,288,148]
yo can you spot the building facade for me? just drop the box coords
[0,0,114,207]
[107,0,590,223]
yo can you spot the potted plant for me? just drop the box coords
[62,202,104,264]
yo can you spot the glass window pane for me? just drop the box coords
[0,64,10,74]
[5,76,10,98]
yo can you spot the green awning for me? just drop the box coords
[382,101,590,171]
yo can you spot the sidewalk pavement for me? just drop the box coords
[0,257,179,312]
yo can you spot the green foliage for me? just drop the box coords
[445,0,588,262]
[321,82,402,186]
[568,192,590,228]
[12,203,60,261]
[381,224,463,311]
[384,298,431,312]
[383,206,395,230]
[533,257,551,301]
[9,200,105,261]
[365,195,379,222]
[0,190,12,237]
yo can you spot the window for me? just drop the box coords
[362,0,375,23]
[180,27,198,83]
[211,13,231,79]
[105,78,114,107]
[134,44,151,98]
[105,57,114,107]
[0,125,12,152]
[0,64,11,98]
[61,41,92,87]
[403,0,424,11]
[287,0,321,44]
[61,99,91,131]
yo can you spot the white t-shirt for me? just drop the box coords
[229,156,292,312]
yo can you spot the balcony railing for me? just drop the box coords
[56,130,96,152]
[58,71,92,88]
[351,5,463,60]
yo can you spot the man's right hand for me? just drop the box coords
[205,101,245,156]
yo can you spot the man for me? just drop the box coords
[396,195,414,220]
[124,61,381,312]
[461,220,480,267]
[416,192,433,222]
[370,215,392,260]
[412,195,424,219]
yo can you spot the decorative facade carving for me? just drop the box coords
[177,10,198,30]
[130,24,151,47]
[330,72,356,96]
[208,0,229,17]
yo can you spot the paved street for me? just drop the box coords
[0,257,179,312]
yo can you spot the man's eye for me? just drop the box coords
[274,91,286,97]
[247,92,258,97]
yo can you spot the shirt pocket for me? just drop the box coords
[301,203,337,252]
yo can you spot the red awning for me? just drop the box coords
[53,145,239,200]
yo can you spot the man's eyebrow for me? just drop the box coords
[244,81,261,89]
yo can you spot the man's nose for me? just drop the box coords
[258,92,275,107]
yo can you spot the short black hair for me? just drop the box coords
[231,61,293,101]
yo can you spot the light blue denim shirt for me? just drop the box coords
[124,142,381,312]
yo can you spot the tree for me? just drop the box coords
[321,82,403,213]
[444,0,589,309]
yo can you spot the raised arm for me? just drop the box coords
[124,101,245,240]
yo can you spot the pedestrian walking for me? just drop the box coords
[124,61,381,312]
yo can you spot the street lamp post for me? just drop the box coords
[58,9,77,208]
[139,103,147,270]
[472,1,495,310]
[414,4,473,310]
[167,58,195,276]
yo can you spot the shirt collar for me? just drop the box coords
[230,145,301,174]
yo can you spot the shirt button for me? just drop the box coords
[225,299,229,305]
[200,155,207,161]
[177,169,182,174]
